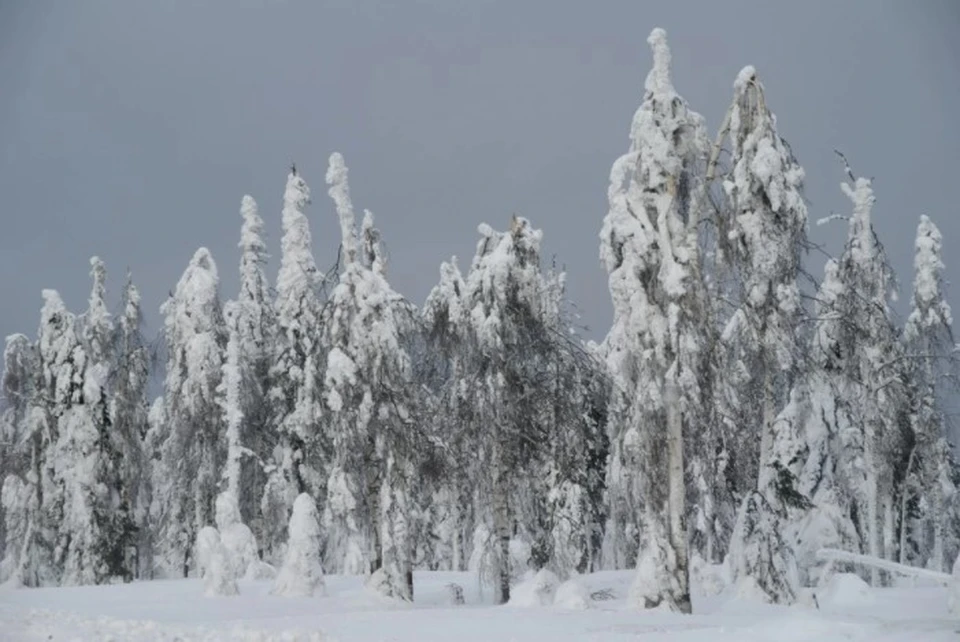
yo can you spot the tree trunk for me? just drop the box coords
[882,492,895,586]
[866,445,879,586]
[933,464,945,572]
[492,437,511,604]
[899,446,917,565]
[665,379,691,613]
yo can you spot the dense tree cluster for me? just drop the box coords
[1,29,956,609]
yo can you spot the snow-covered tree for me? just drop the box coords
[323,153,420,601]
[232,195,276,534]
[219,303,244,501]
[0,334,38,583]
[111,273,151,577]
[810,167,911,585]
[717,67,809,603]
[464,218,550,604]
[152,248,227,578]
[20,290,87,586]
[419,258,470,572]
[779,261,861,586]
[599,28,707,613]
[53,257,136,585]
[273,492,325,597]
[196,525,238,597]
[263,171,325,565]
[214,491,261,580]
[901,215,959,571]
[440,214,603,602]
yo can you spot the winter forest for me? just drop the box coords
[2,28,958,612]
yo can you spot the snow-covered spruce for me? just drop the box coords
[232,195,277,536]
[263,169,324,567]
[272,493,325,597]
[1,333,38,585]
[152,248,227,579]
[599,27,707,613]
[901,215,959,573]
[111,273,151,579]
[322,152,419,601]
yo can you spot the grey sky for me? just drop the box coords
[1,1,958,350]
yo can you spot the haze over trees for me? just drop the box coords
[1,28,956,611]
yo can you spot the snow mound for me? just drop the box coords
[690,556,729,597]
[727,576,773,605]
[820,573,875,609]
[554,578,590,610]
[508,569,559,607]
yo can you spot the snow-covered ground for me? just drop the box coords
[0,570,955,641]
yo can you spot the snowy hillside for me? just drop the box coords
[1,570,956,642]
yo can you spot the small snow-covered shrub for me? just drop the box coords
[555,578,590,610]
[730,575,772,604]
[204,539,239,597]
[365,568,392,599]
[690,554,729,597]
[195,527,221,579]
[509,568,559,607]
[195,527,238,597]
[272,493,325,597]
[215,492,260,580]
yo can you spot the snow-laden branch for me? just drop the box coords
[816,548,952,585]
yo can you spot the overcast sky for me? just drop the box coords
[1,1,958,349]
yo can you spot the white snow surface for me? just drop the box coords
[0,569,955,641]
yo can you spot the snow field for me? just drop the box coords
[1,570,956,642]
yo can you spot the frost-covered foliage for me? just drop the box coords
[322,153,419,601]
[263,171,325,566]
[273,493,325,597]
[152,248,226,578]
[599,28,707,613]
